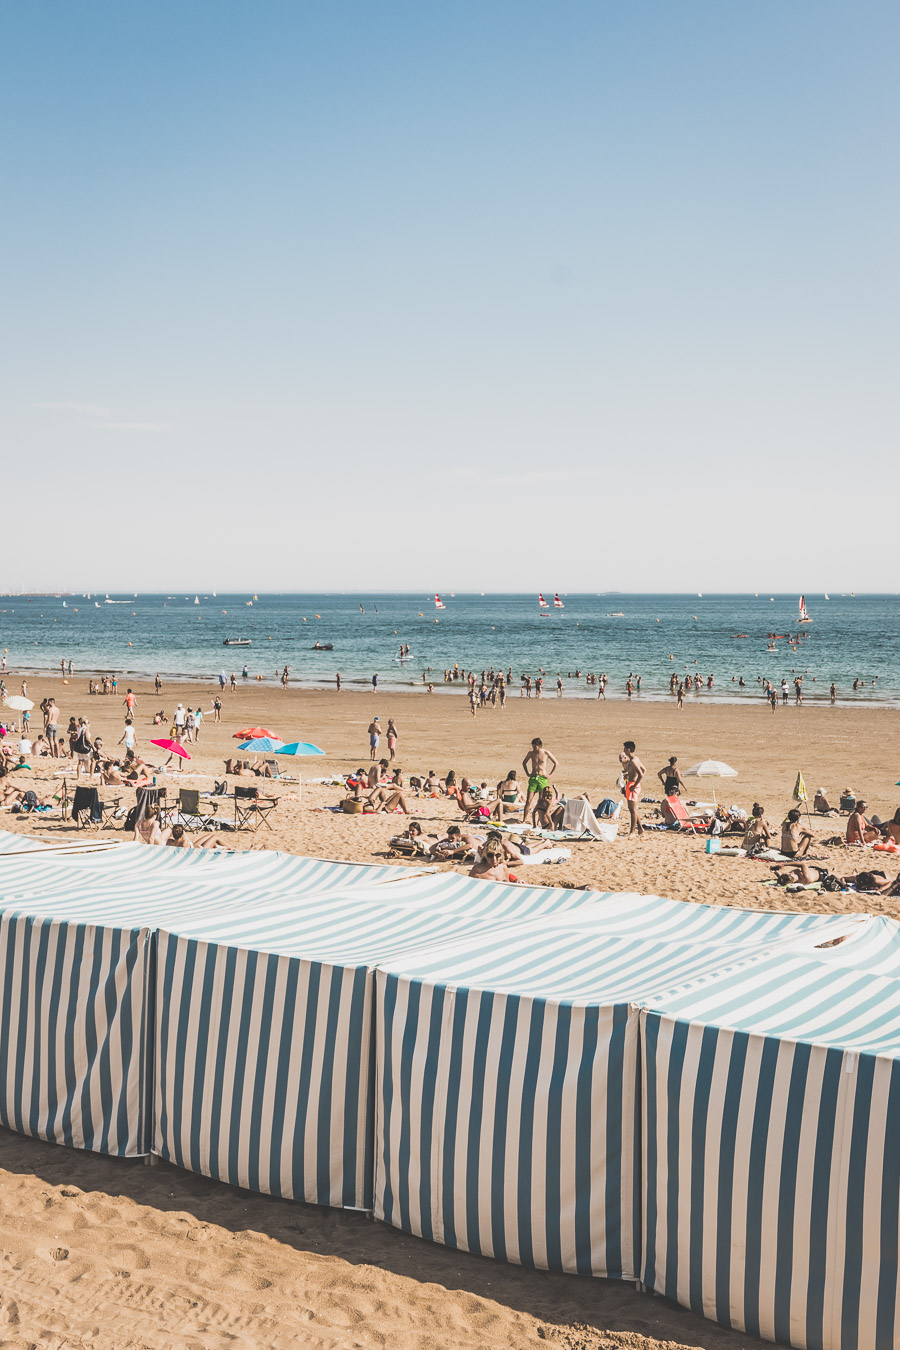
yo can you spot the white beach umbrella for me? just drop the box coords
[3,696,33,712]
[683,759,738,808]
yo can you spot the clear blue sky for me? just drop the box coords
[2,2,897,592]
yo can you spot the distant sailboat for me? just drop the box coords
[825,592,830,600]
[62,601,67,607]
[799,595,812,624]
[194,596,199,604]
[359,604,365,613]
[553,593,564,608]
[538,593,549,608]
[434,594,446,610]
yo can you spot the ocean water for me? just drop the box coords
[0,592,896,706]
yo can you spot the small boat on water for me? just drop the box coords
[799,595,813,623]
[607,611,624,617]
[312,642,333,651]
[223,637,251,646]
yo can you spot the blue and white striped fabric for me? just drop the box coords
[813,915,900,978]
[151,880,625,1208]
[0,829,50,853]
[0,848,431,1161]
[0,910,151,1154]
[641,952,900,1350]
[372,914,862,1281]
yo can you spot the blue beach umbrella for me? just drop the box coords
[275,741,325,803]
[238,737,285,754]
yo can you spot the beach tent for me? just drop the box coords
[0,844,435,1159]
[151,874,627,1208]
[372,902,866,1280]
[640,950,900,1350]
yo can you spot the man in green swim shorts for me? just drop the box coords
[522,737,559,825]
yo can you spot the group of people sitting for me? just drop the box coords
[742,801,900,858]
[389,820,559,881]
[343,764,569,828]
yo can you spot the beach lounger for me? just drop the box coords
[661,796,712,833]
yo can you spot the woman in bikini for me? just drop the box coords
[657,757,685,797]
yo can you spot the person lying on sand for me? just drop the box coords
[101,760,129,785]
[773,862,829,886]
[366,785,412,814]
[491,830,556,863]
[430,824,484,861]
[389,821,434,855]
[0,782,52,809]
[781,809,814,858]
[165,823,225,849]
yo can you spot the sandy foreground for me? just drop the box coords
[0,677,898,1347]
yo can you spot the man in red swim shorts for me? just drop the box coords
[620,740,646,836]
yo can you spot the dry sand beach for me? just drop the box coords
[0,678,898,1347]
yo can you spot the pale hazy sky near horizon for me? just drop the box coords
[2,2,897,593]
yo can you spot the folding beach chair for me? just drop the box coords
[71,785,120,831]
[233,784,278,831]
[263,758,296,782]
[662,795,713,834]
[161,787,219,832]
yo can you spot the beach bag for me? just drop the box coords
[822,873,843,892]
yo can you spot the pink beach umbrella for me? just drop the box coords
[150,738,191,772]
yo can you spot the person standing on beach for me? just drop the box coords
[830,682,837,703]
[336,673,342,691]
[213,695,222,722]
[281,665,289,689]
[521,738,559,823]
[620,741,646,836]
[676,682,685,709]
[230,672,237,691]
[387,718,399,760]
[155,673,162,695]
[123,688,137,718]
[45,698,59,757]
[368,717,380,760]
[657,756,685,797]
[372,673,379,691]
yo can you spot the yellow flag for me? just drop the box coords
[793,772,807,802]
